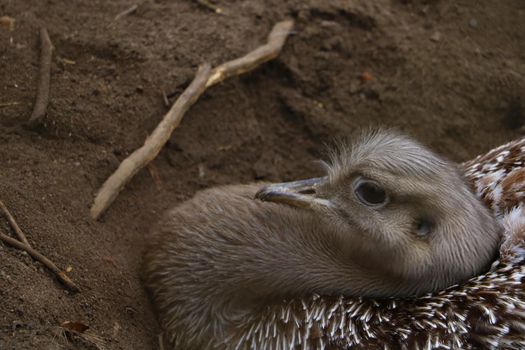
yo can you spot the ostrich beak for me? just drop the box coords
[255,177,334,209]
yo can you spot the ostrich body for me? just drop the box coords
[144,131,525,349]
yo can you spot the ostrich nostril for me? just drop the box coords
[298,188,315,195]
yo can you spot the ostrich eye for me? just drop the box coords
[415,217,434,237]
[354,178,388,206]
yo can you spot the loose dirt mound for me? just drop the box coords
[0,0,523,349]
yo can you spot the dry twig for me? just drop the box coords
[91,64,212,220]
[28,28,54,128]
[0,199,79,292]
[161,90,170,108]
[90,20,294,220]
[206,20,294,87]
[0,199,30,246]
[114,4,138,21]
[194,0,223,14]
[0,101,20,108]
[0,233,80,292]
[56,324,107,350]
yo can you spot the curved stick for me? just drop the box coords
[91,64,212,219]
[28,28,54,128]
[0,199,31,247]
[90,20,294,220]
[206,20,293,87]
[0,232,80,292]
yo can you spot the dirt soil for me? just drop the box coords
[0,0,524,349]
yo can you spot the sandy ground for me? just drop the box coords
[0,0,524,348]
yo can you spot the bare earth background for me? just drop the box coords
[0,0,524,349]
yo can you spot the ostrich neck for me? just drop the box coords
[183,199,397,320]
[156,185,403,348]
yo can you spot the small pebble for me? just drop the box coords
[0,16,15,31]
[469,19,478,28]
[430,32,442,42]
[198,164,206,179]
[349,80,361,94]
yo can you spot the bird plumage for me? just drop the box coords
[144,132,525,349]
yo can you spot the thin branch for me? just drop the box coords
[91,64,212,219]
[0,101,20,108]
[0,199,31,247]
[28,27,54,128]
[161,89,170,108]
[113,4,138,21]
[90,20,294,220]
[194,0,223,14]
[206,20,294,87]
[0,232,80,292]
